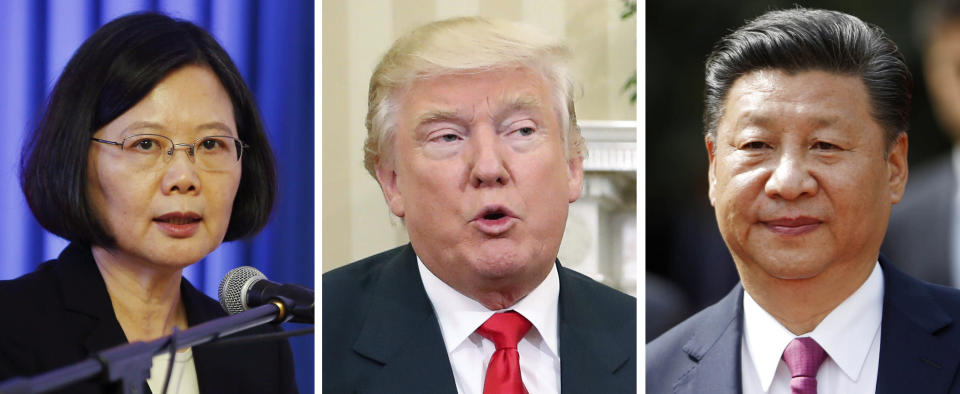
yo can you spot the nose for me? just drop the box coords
[469,128,510,188]
[161,148,201,195]
[764,153,817,200]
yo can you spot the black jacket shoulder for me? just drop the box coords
[0,243,298,393]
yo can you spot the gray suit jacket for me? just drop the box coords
[646,257,960,393]
[322,244,636,393]
[882,154,955,286]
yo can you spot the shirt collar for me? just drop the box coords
[417,256,560,357]
[743,262,884,391]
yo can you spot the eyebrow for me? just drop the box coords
[121,121,236,136]
[498,95,543,118]
[412,95,545,128]
[415,109,468,127]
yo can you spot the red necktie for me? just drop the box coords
[781,337,828,394]
[476,311,532,394]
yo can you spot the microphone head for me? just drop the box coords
[218,266,266,315]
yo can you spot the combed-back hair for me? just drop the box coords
[704,8,912,145]
[20,12,277,247]
[364,16,585,178]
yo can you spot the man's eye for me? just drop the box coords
[429,132,462,144]
[516,127,535,136]
[741,141,769,150]
[812,141,839,150]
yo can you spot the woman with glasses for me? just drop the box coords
[0,12,295,394]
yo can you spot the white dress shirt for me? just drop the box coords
[741,262,883,394]
[417,257,561,394]
[146,347,199,394]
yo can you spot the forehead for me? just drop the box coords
[100,65,237,138]
[718,69,878,137]
[397,67,556,121]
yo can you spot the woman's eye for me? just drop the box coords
[128,138,163,151]
[200,138,225,150]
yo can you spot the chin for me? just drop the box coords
[139,241,218,268]
[754,255,831,281]
[467,248,531,279]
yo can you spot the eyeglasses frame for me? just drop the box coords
[89,133,250,170]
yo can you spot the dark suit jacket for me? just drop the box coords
[322,244,636,393]
[882,155,956,286]
[646,257,960,393]
[0,242,297,394]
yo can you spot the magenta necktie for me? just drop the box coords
[781,337,828,394]
[476,311,532,394]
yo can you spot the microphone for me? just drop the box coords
[218,266,314,324]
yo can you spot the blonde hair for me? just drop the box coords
[363,16,585,177]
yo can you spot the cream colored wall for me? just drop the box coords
[321,0,636,272]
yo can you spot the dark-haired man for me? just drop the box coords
[647,8,960,393]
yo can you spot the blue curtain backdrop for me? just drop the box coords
[0,0,314,392]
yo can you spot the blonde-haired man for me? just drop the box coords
[323,17,635,393]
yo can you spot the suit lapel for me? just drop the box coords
[673,284,743,394]
[351,245,458,394]
[54,242,152,393]
[557,265,634,392]
[876,259,960,394]
[54,242,129,354]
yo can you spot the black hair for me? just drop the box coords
[20,12,277,247]
[704,8,912,144]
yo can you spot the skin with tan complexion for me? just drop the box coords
[87,65,242,342]
[706,69,908,334]
[376,67,583,310]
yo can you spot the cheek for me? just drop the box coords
[822,166,885,224]
[93,171,156,235]
[404,158,463,198]
[717,168,767,216]
[209,172,242,221]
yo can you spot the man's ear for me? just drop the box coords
[375,159,405,218]
[887,132,909,204]
[706,134,718,207]
[567,155,584,203]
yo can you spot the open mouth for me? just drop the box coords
[475,205,514,222]
[154,212,202,225]
[483,211,507,221]
[471,205,517,236]
[156,217,201,225]
[153,212,202,238]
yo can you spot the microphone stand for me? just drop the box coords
[0,299,294,394]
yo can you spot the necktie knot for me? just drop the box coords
[477,311,532,350]
[476,311,532,394]
[782,337,827,394]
